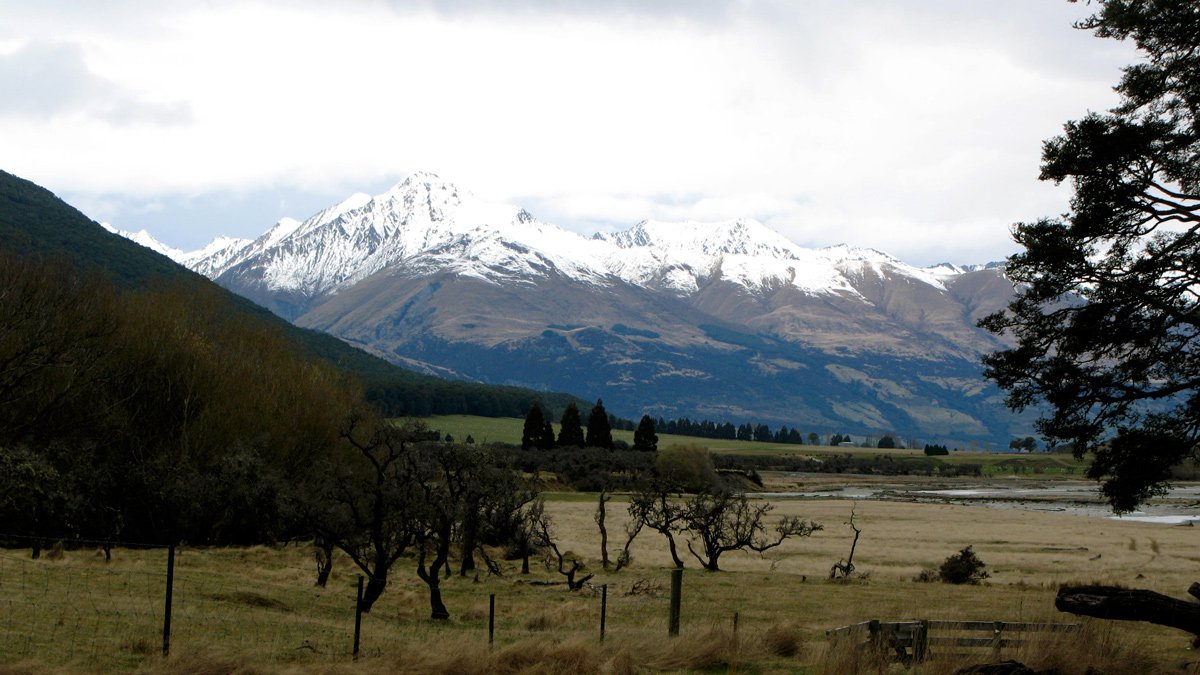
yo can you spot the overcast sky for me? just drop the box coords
[1,1,1137,266]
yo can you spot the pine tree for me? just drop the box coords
[557,402,585,447]
[540,419,556,450]
[980,0,1200,511]
[585,399,613,449]
[633,414,658,452]
[521,402,546,450]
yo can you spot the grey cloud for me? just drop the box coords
[0,41,191,125]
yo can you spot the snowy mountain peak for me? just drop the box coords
[102,222,187,262]
[132,172,999,311]
[603,218,800,259]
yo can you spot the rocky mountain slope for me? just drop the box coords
[129,172,1028,445]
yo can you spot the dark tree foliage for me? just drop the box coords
[981,0,1200,512]
[877,435,897,449]
[558,403,585,447]
[585,399,614,449]
[633,415,659,452]
[521,402,548,450]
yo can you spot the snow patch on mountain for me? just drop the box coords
[102,223,187,262]
[132,172,994,304]
[180,236,254,278]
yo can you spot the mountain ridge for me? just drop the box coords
[111,171,1027,445]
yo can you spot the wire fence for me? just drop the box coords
[0,535,629,668]
[0,535,385,667]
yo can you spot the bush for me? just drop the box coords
[938,545,989,584]
[655,444,721,492]
[913,568,939,583]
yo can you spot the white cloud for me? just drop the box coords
[0,0,1138,264]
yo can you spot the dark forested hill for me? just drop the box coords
[0,170,583,418]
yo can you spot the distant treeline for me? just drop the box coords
[656,417,849,446]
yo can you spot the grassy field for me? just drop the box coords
[2,489,1197,673]
[421,414,1089,476]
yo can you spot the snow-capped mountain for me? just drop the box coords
[116,172,1025,444]
[102,223,187,262]
[176,172,986,317]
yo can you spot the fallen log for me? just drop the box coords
[1055,584,1200,646]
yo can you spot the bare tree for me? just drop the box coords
[595,489,611,570]
[532,506,593,590]
[628,480,688,568]
[829,504,862,580]
[316,413,422,613]
[682,491,821,572]
[409,441,515,619]
[613,514,643,572]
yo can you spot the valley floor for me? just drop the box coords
[2,474,1197,674]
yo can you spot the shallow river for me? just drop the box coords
[759,477,1200,524]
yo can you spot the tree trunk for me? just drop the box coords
[1056,585,1200,645]
[596,492,610,570]
[459,511,478,577]
[427,582,450,620]
[521,552,530,574]
[314,540,334,587]
[666,533,683,569]
[360,571,387,613]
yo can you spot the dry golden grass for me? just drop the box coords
[3,483,1198,673]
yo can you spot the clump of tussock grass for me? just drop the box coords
[523,601,591,632]
[121,635,156,656]
[1018,619,1165,675]
[205,591,291,612]
[817,632,891,675]
[638,627,741,671]
[0,660,61,675]
[492,639,598,674]
[760,621,806,658]
[383,636,600,675]
[138,647,269,675]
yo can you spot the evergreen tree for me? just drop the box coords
[585,399,614,449]
[557,402,585,447]
[633,414,658,452]
[521,402,546,450]
[540,419,556,450]
[753,424,772,442]
[980,0,1200,511]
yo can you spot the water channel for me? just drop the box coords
[758,475,1200,524]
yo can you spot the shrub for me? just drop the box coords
[913,568,939,583]
[939,545,989,584]
[655,444,721,492]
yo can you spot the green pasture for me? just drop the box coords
[416,415,1088,476]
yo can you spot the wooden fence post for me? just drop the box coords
[489,594,496,646]
[913,619,929,662]
[600,584,607,642]
[162,544,175,657]
[669,568,683,637]
[353,575,363,660]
